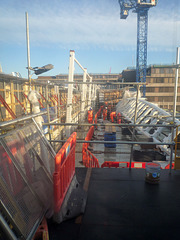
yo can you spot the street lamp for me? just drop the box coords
[32,64,54,75]
[26,12,54,86]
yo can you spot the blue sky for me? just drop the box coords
[0,0,180,78]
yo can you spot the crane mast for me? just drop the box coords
[118,0,157,97]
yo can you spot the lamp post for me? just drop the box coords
[25,12,54,84]
[26,12,31,87]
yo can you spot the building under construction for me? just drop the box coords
[1,50,180,240]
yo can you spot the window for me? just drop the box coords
[146,87,155,93]
[160,68,164,74]
[156,78,164,83]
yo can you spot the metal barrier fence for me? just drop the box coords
[0,122,54,240]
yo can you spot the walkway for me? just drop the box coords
[48,167,180,240]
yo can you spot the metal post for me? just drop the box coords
[81,68,87,121]
[173,47,179,123]
[66,50,75,137]
[49,139,173,146]
[0,213,17,240]
[170,47,179,173]
[42,122,173,128]
[88,77,92,108]
[25,12,31,89]
[0,111,47,128]
[46,84,51,142]
[136,8,148,97]
[129,85,140,169]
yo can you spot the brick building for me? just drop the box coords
[121,65,180,112]
[146,65,179,111]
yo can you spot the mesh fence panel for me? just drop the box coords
[0,122,54,239]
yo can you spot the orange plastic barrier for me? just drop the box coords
[82,106,104,167]
[101,161,147,168]
[33,217,49,240]
[165,163,174,169]
[82,126,94,149]
[83,148,100,168]
[82,126,100,168]
[53,132,77,213]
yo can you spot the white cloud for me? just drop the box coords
[0,0,179,52]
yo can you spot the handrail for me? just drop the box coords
[51,139,174,146]
[43,122,174,127]
[0,111,47,128]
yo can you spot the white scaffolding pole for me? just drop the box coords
[66,50,75,137]
[170,47,180,172]
[91,82,96,109]
[65,50,95,132]
[25,12,31,87]
[74,58,91,79]
[81,68,87,121]
[88,77,92,108]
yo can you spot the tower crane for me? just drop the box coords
[118,0,157,97]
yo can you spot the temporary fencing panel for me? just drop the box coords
[53,132,77,214]
[83,148,100,168]
[82,126,100,168]
[0,123,54,239]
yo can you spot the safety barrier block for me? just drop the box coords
[101,161,147,169]
[53,132,87,223]
[33,217,49,240]
[165,163,174,169]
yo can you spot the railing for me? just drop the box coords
[53,132,77,213]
